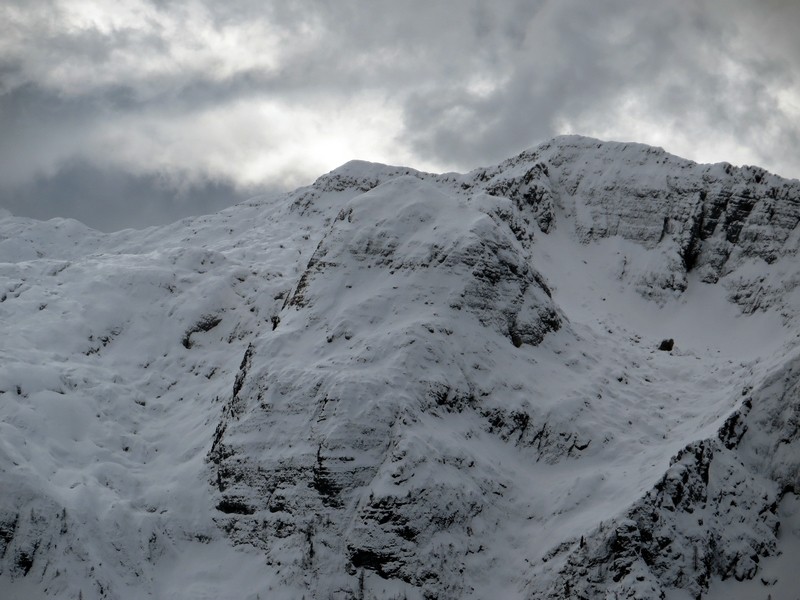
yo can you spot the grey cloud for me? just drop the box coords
[2,0,800,228]
[0,161,260,232]
[398,0,798,169]
[0,83,104,185]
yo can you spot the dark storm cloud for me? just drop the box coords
[0,161,260,232]
[0,83,104,186]
[2,0,799,229]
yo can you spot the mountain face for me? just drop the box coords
[1,135,799,600]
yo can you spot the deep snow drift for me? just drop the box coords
[1,136,798,599]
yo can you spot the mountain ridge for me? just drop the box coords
[0,136,798,599]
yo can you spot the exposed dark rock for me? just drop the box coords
[0,514,17,557]
[181,313,223,349]
[215,497,256,515]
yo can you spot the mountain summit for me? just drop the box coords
[1,136,799,599]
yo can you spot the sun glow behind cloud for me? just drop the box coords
[50,93,444,193]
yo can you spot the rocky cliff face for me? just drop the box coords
[475,137,800,309]
[208,175,566,599]
[1,136,799,599]
[534,351,800,600]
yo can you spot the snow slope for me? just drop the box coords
[0,136,798,599]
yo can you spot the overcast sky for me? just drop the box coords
[2,0,799,230]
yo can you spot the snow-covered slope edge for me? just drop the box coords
[533,350,800,599]
[0,135,798,599]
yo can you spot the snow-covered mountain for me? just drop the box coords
[1,136,798,600]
